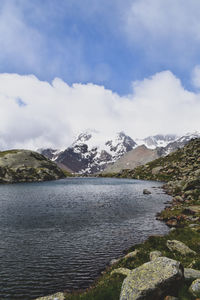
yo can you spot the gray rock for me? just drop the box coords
[110,258,120,266]
[167,240,196,255]
[143,189,151,195]
[111,268,131,277]
[189,278,200,297]
[120,257,184,300]
[184,268,200,281]
[124,250,138,259]
[149,251,162,261]
[34,292,65,300]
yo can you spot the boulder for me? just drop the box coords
[35,292,65,300]
[124,250,138,259]
[110,258,120,266]
[184,268,200,281]
[166,240,196,255]
[120,257,184,300]
[189,279,200,297]
[111,268,131,277]
[143,189,151,195]
[149,251,162,261]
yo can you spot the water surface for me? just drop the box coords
[0,177,171,299]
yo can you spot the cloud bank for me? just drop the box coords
[0,70,200,150]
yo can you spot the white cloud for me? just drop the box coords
[0,70,200,150]
[121,0,200,68]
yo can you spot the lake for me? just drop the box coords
[0,177,171,299]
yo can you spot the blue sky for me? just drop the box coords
[1,0,200,149]
[1,0,200,95]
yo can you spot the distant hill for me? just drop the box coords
[116,138,200,188]
[0,150,66,183]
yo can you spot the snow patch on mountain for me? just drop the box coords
[136,134,178,149]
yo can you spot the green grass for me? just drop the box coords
[64,228,200,300]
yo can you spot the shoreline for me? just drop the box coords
[35,179,174,300]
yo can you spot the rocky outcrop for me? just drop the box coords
[166,240,196,256]
[0,150,65,183]
[120,257,184,300]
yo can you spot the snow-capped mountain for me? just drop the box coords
[37,148,61,161]
[136,134,178,149]
[40,130,137,174]
[39,131,200,174]
[158,131,200,156]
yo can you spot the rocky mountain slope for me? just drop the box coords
[117,138,200,184]
[103,145,159,174]
[0,150,65,183]
[40,131,137,174]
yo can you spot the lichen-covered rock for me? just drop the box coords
[120,257,184,300]
[189,279,200,297]
[111,268,131,277]
[0,150,66,183]
[35,292,65,300]
[149,250,162,261]
[167,240,196,255]
[124,250,138,259]
[184,268,200,281]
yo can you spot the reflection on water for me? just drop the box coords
[0,177,171,299]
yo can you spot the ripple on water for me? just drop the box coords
[0,177,171,299]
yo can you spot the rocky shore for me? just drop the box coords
[35,139,200,300]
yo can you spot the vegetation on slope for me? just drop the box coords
[0,149,68,183]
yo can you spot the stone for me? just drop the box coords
[152,166,163,175]
[120,257,184,300]
[124,250,138,259]
[184,268,200,281]
[111,268,131,277]
[166,219,178,227]
[186,206,200,214]
[189,279,200,297]
[35,292,65,300]
[167,240,196,255]
[164,296,179,300]
[149,251,162,261]
[110,258,120,266]
[143,189,151,195]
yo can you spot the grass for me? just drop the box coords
[64,228,200,300]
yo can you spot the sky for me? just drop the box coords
[0,0,200,149]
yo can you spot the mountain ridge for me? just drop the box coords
[39,131,200,174]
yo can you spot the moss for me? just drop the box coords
[64,228,200,300]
